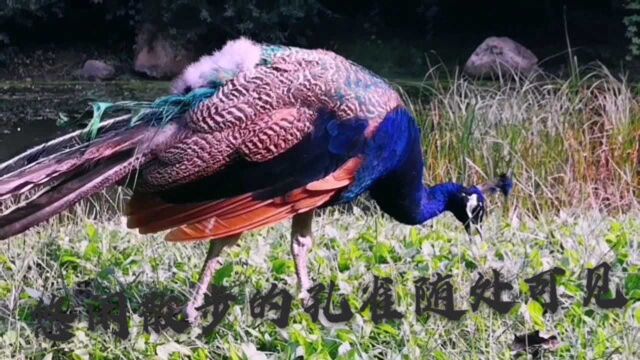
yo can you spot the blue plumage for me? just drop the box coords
[327,117,368,157]
[344,106,505,229]
[341,106,420,202]
[347,107,458,224]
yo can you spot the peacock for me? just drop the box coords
[0,38,512,322]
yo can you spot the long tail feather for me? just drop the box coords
[0,114,132,177]
[0,152,145,239]
[0,128,147,200]
[0,121,180,240]
[0,83,214,240]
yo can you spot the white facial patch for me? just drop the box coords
[171,37,262,94]
[466,193,479,218]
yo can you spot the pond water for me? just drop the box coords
[0,118,66,160]
[0,81,169,161]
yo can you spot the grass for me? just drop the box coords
[1,65,640,359]
[399,63,640,212]
[1,204,639,359]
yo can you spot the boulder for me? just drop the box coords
[464,37,539,77]
[79,60,116,81]
[133,26,193,79]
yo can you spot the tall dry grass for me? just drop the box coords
[400,64,640,214]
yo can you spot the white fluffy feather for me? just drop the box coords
[171,37,262,94]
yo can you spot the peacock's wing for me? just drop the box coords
[127,157,363,241]
[125,108,368,241]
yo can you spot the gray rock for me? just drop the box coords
[464,37,540,77]
[133,26,193,79]
[79,60,116,81]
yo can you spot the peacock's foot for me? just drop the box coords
[299,288,312,308]
[291,211,315,309]
[186,237,239,325]
[186,256,224,325]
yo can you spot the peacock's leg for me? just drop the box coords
[291,211,314,304]
[186,236,239,324]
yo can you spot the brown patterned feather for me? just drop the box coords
[136,42,402,191]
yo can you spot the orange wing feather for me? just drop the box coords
[126,158,362,242]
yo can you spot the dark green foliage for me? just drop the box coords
[0,0,65,22]
[0,0,632,71]
[0,0,440,50]
[0,0,330,47]
[142,0,328,44]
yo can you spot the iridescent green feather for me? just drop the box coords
[82,88,217,140]
[259,45,291,65]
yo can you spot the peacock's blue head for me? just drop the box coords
[446,173,513,235]
[448,186,486,234]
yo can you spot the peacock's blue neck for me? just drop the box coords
[370,171,464,225]
[362,107,464,225]
[415,183,465,224]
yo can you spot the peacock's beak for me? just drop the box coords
[465,222,484,242]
